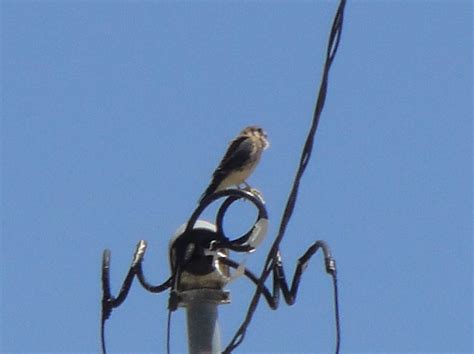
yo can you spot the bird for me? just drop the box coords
[199,125,269,204]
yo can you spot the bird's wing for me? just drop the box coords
[199,136,254,203]
[215,135,254,174]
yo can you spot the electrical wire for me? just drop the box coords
[166,310,172,354]
[223,1,346,352]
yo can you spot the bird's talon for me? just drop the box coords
[248,188,265,204]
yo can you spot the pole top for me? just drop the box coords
[178,288,231,307]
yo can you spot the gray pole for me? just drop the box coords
[180,289,229,354]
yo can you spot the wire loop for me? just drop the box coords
[188,189,268,252]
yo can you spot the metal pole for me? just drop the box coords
[180,289,228,354]
[186,300,220,354]
[180,289,229,354]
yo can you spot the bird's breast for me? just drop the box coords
[217,162,258,190]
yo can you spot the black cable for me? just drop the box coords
[166,310,172,354]
[101,250,111,354]
[100,241,173,354]
[332,272,341,354]
[223,1,346,352]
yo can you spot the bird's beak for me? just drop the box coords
[263,138,270,150]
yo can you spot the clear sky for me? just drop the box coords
[1,1,472,353]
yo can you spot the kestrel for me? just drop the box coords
[199,126,269,204]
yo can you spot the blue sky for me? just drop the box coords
[1,1,472,353]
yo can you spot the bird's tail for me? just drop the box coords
[198,184,218,205]
[198,176,224,205]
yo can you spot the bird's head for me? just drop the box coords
[241,125,270,150]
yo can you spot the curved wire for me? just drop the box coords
[166,310,172,354]
[187,189,268,252]
[100,242,172,354]
[223,1,346,352]
[219,239,339,320]
[332,271,341,354]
